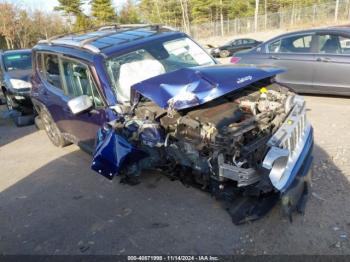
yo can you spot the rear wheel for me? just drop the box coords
[219,50,230,58]
[40,107,70,147]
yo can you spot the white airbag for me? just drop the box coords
[118,59,166,103]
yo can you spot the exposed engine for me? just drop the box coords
[109,81,295,195]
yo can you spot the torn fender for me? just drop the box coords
[91,128,148,179]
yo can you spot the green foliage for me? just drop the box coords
[54,0,84,16]
[118,0,141,24]
[138,0,183,27]
[138,0,330,25]
[91,0,117,25]
[55,0,90,30]
[74,14,94,31]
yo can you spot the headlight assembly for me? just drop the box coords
[9,79,32,89]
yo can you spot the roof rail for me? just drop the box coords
[37,24,173,54]
[98,24,160,31]
[39,24,163,45]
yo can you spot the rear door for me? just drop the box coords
[241,39,255,50]
[265,33,317,93]
[38,53,71,133]
[313,32,350,95]
[231,39,243,53]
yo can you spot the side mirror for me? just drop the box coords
[68,95,93,115]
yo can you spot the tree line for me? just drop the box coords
[138,0,331,32]
[0,0,335,50]
[54,0,338,31]
[0,2,66,50]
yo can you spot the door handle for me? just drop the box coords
[317,57,332,62]
[269,55,280,60]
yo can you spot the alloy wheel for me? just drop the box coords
[41,111,60,146]
[4,93,14,111]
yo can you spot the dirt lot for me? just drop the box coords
[0,94,350,255]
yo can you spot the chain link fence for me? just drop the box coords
[185,0,350,39]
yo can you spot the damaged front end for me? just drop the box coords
[91,65,313,224]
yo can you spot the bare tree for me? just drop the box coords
[0,2,67,50]
[335,0,340,22]
[154,0,163,23]
[0,3,17,49]
[220,0,224,36]
[264,0,267,30]
[254,0,259,32]
[179,0,190,34]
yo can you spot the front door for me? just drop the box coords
[59,57,107,152]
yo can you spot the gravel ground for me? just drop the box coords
[0,94,350,255]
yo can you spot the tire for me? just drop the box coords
[34,115,44,130]
[3,90,14,111]
[219,50,230,58]
[40,107,70,147]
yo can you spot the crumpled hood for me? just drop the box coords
[132,64,285,110]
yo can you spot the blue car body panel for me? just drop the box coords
[132,65,285,110]
[91,128,148,179]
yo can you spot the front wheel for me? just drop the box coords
[40,108,70,148]
[3,91,14,111]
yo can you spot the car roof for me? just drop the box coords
[267,27,350,42]
[33,25,185,62]
[2,49,31,55]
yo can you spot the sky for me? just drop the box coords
[8,0,126,13]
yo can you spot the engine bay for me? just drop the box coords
[100,79,299,224]
[110,80,293,180]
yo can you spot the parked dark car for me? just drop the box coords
[211,38,262,58]
[31,25,313,224]
[231,28,350,96]
[0,49,33,115]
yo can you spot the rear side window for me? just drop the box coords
[42,54,63,90]
[268,34,313,53]
[233,40,242,45]
[61,58,103,107]
[243,39,254,44]
[317,34,350,54]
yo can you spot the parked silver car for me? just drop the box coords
[231,28,350,96]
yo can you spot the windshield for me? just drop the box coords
[3,52,32,71]
[105,37,215,103]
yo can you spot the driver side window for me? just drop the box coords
[61,58,103,107]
